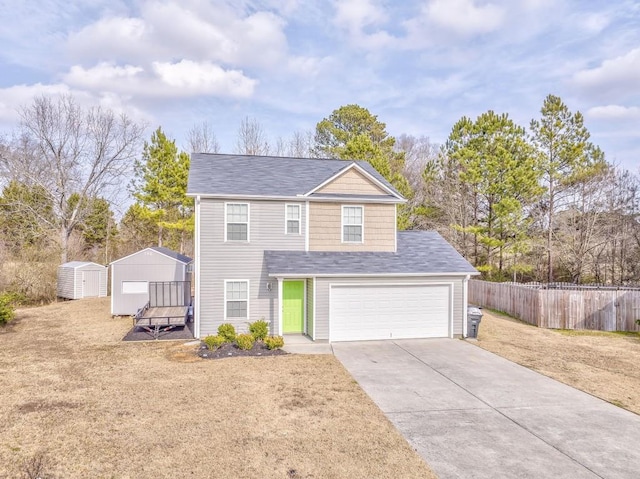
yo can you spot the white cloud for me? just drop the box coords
[152,60,256,97]
[587,104,640,120]
[67,2,290,70]
[63,61,256,98]
[65,63,144,88]
[67,16,148,61]
[573,48,640,99]
[333,0,396,49]
[334,0,387,31]
[423,0,505,36]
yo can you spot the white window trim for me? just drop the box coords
[224,279,250,320]
[122,281,148,294]
[341,205,364,244]
[224,202,250,243]
[284,203,301,235]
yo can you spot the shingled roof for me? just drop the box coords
[187,153,402,200]
[264,231,478,276]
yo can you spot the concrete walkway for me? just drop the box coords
[333,339,640,479]
[282,334,333,354]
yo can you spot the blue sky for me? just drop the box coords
[1,0,639,171]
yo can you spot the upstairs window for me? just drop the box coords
[286,204,301,235]
[225,280,248,319]
[226,203,249,241]
[342,206,363,243]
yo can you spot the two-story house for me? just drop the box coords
[186,153,478,342]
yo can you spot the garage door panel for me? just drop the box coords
[330,284,450,341]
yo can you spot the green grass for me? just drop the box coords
[484,308,538,327]
[554,329,640,338]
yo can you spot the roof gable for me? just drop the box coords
[306,163,397,197]
[110,247,192,266]
[60,261,105,269]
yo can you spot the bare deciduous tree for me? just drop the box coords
[234,116,270,156]
[3,94,144,263]
[287,130,315,158]
[185,121,220,154]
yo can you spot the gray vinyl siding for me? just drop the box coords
[313,276,465,340]
[306,278,314,338]
[111,249,191,315]
[57,262,107,300]
[57,267,75,299]
[198,199,306,337]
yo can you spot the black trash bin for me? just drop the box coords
[467,305,483,338]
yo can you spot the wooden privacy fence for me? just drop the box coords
[469,280,640,332]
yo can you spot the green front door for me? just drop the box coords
[283,281,304,333]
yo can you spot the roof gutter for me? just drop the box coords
[186,193,404,204]
[266,272,480,278]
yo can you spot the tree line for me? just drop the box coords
[0,94,638,303]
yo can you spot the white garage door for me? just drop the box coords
[330,284,451,342]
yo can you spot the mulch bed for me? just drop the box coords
[197,341,287,360]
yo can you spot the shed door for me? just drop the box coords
[330,284,451,342]
[82,271,101,298]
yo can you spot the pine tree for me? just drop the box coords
[130,127,192,252]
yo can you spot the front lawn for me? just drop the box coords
[0,298,436,478]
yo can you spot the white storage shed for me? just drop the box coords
[110,247,192,316]
[57,261,108,300]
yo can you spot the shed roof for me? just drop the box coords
[265,231,479,277]
[60,261,105,269]
[110,247,192,265]
[186,153,403,201]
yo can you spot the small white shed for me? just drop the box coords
[57,261,108,300]
[110,247,192,316]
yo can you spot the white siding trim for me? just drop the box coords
[224,202,250,243]
[462,274,470,338]
[305,201,310,252]
[312,276,317,340]
[341,204,364,244]
[195,196,201,338]
[277,277,283,335]
[110,265,114,315]
[394,205,397,253]
[302,279,307,334]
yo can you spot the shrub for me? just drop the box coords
[217,323,236,342]
[203,335,226,350]
[236,333,255,350]
[249,319,269,341]
[265,335,284,350]
[0,291,22,326]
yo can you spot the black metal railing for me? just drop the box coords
[149,281,191,307]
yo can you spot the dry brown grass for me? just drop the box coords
[477,309,640,414]
[0,298,435,479]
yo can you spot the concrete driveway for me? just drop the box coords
[333,339,640,479]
